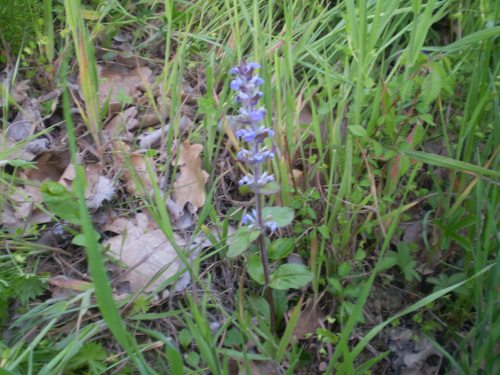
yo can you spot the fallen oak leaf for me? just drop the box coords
[172,141,209,214]
[103,213,187,293]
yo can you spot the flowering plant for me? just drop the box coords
[226,61,312,330]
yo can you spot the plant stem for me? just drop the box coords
[254,153,276,332]
[255,195,275,332]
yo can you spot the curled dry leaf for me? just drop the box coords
[98,65,153,113]
[172,141,209,214]
[103,213,187,293]
[166,197,194,230]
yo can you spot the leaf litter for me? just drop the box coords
[103,212,187,294]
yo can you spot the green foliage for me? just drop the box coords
[384,243,421,283]
[227,227,260,258]
[0,269,47,323]
[63,342,107,374]
[0,0,43,53]
[269,264,313,290]
[41,181,81,224]
[262,206,295,228]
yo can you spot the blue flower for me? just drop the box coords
[266,221,278,232]
[238,171,275,187]
[230,77,243,90]
[239,107,266,123]
[242,210,257,226]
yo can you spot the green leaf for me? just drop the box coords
[402,150,500,178]
[72,231,100,247]
[421,66,442,107]
[348,125,367,137]
[165,339,184,374]
[259,181,281,195]
[262,206,294,228]
[270,264,313,290]
[419,113,435,126]
[247,254,265,285]
[179,329,192,349]
[269,238,295,260]
[185,352,200,368]
[227,227,260,258]
[41,181,81,224]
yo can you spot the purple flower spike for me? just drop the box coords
[230,60,278,233]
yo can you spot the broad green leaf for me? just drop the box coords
[165,340,184,375]
[247,254,265,285]
[227,227,260,258]
[269,238,295,260]
[41,181,81,224]
[270,264,313,290]
[259,181,281,195]
[72,232,100,246]
[348,125,367,137]
[178,329,192,349]
[262,206,294,228]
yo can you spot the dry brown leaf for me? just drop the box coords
[0,131,36,161]
[172,141,209,213]
[25,150,70,182]
[49,275,92,291]
[103,213,186,293]
[113,142,157,196]
[98,66,153,113]
[11,80,31,104]
[104,106,138,139]
[49,275,93,299]
[0,176,51,230]
[292,297,326,340]
[166,197,194,230]
[58,163,115,209]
